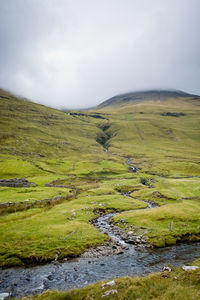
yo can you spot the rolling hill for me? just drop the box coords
[97,89,200,109]
[0,87,200,299]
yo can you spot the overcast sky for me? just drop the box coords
[0,0,200,108]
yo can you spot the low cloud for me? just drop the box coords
[0,0,200,108]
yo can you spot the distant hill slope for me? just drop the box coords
[97,89,200,109]
[1,87,200,165]
[0,89,106,159]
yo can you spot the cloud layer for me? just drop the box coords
[0,0,200,108]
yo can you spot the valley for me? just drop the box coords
[0,89,200,299]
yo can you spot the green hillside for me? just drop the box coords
[0,89,104,158]
[0,89,200,267]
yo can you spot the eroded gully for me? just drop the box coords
[0,161,200,298]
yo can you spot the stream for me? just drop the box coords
[0,231,200,298]
[1,205,200,297]
[0,160,200,298]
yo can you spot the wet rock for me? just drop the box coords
[182,266,199,271]
[116,251,124,255]
[81,239,127,258]
[52,261,60,265]
[25,277,30,282]
[102,289,118,297]
[136,237,141,243]
[146,244,154,249]
[127,231,133,235]
[47,274,53,280]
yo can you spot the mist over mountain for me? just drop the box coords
[97,89,200,109]
[1,1,200,108]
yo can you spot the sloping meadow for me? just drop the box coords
[0,90,200,267]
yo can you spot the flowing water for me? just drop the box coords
[1,162,200,298]
[1,212,200,298]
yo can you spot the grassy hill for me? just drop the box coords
[0,88,104,158]
[0,88,200,269]
[97,89,200,109]
[94,92,200,165]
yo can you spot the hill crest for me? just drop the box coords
[97,89,200,109]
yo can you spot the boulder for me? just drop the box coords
[127,231,133,235]
[182,266,199,271]
[102,280,115,288]
[102,289,118,297]
[163,266,172,272]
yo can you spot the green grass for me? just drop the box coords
[113,200,200,247]
[22,259,200,300]
[0,156,45,178]
[0,199,107,267]
[0,191,147,266]
[0,186,71,203]
[0,89,200,268]
[128,177,200,205]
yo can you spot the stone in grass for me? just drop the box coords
[0,293,10,300]
[182,266,199,271]
[102,289,118,297]
[163,266,172,272]
[102,280,115,288]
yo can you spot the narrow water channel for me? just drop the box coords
[1,212,200,298]
[1,160,200,298]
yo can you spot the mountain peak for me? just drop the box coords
[97,89,200,109]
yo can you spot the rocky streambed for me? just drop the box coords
[1,196,200,298]
[1,237,200,298]
[0,160,199,298]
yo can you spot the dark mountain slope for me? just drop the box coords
[97,89,200,109]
